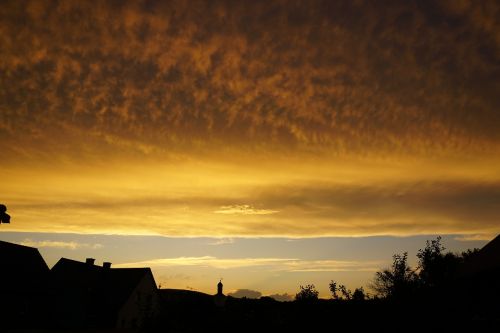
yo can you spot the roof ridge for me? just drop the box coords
[0,240,38,250]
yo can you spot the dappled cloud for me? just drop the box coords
[1,0,499,162]
[1,0,499,238]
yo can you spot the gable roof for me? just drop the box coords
[159,288,212,303]
[478,234,500,261]
[461,234,500,276]
[51,257,156,317]
[0,240,49,287]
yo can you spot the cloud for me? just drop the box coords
[454,234,497,242]
[114,256,380,272]
[1,0,499,165]
[214,205,278,215]
[157,273,191,282]
[267,293,294,302]
[1,0,499,239]
[228,289,262,299]
[4,175,500,237]
[246,181,500,236]
[208,238,235,246]
[20,239,103,250]
[284,259,381,273]
[114,256,293,269]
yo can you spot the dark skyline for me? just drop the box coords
[1,0,499,296]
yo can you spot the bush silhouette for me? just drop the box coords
[329,280,365,301]
[371,252,417,300]
[352,287,365,301]
[329,280,339,299]
[295,284,319,302]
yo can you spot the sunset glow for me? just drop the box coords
[1,0,498,297]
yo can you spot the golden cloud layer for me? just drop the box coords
[114,256,381,272]
[1,0,499,238]
[3,156,500,237]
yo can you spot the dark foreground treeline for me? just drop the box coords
[156,236,500,333]
[157,292,498,333]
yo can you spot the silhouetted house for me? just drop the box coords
[0,240,50,329]
[159,288,213,305]
[50,257,160,329]
[461,235,500,276]
[458,235,500,316]
[157,289,214,330]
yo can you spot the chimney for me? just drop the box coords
[86,258,95,265]
[103,262,112,269]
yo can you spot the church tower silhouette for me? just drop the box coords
[217,279,223,296]
[214,279,226,307]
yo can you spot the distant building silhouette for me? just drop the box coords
[214,279,227,307]
[50,257,160,329]
[0,241,50,329]
[218,279,224,295]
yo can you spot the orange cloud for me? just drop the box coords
[114,256,381,272]
[1,0,498,239]
[1,0,498,165]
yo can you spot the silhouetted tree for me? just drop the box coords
[352,287,366,301]
[295,284,319,302]
[329,281,339,300]
[371,252,417,300]
[338,284,352,300]
[417,236,446,288]
[460,248,480,261]
[417,236,471,290]
[330,280,366,301]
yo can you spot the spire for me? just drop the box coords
[217,279,223,295]
[214,278,227,307]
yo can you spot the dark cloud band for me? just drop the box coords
[1,0,499,162]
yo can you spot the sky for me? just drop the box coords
[1,0,499,298]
